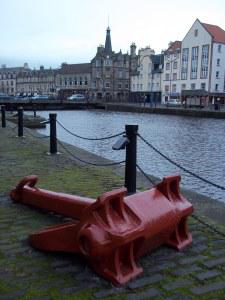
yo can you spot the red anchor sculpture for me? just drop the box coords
[10,174,193,285]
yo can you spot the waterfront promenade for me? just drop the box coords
[1,121,225,299]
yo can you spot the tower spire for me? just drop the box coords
[105,26,112,54]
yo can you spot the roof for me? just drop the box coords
[59,63,91,74]
[0,67,29,73]
[165,41,181,53]
[201,22,225,43]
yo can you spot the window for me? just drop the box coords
[216,71,219,79]
[194,29,198,37]
[118,83,122,89]
[173,61,177,69]
[119,71,123,78]
[173,73,177,80]
[125,83,129,89]
[181,48,189,80]
[105,59,112,66]
[96,60,101,67]
[80,77,82,85]
[217,59,220,66]
[181,84,186,90]
[165,85,169,92]
[191,47,199,79]
[201,45,209,79]
[172,84,176,92]
[215,84,218,91]
[166,63,170,70]
[218,45,222,53]
[191,83,196,90]
[165,73,170,81]
[140,84,143,90]
[201,83,206,90]
[105,82,110,88]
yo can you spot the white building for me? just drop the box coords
[180,19,225,105]
[131,46,155,93]
[131,46,163,103]
[162,41,181,103]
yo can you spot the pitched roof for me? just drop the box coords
[59,63,91,74]
[165,41,181,53]
[201,22,225,43]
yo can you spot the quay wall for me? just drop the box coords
[102,103,225,119]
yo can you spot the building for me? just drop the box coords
[162,41,181,103]
[91,27,130,101]
[130,46,163,103]
[0,63,29,96]
[56,63,91,99]
[16,66,57,96]
[180,19,225,105]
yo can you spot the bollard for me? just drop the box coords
[49,113,57,154]
[1,105,6,128]
[125,124,138,194]
[18,107,23,137]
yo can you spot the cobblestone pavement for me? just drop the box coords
[1,122,225,299]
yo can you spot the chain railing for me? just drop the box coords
[2,106,225,238]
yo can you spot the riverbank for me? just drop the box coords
[1,122,225,299]
[103,102,225,119]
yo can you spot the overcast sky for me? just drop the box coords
[1,0,225,68]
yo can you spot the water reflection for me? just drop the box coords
[35,110,225,203]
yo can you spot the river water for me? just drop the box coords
[35,110,225,203]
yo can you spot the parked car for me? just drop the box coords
[31,95,49,100]
[67,94,85,101]
[167,99,181,106]
[0,92,11,100]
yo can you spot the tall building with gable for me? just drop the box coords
[180,19,225,105]
[91,27,130,101]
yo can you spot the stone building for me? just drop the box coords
[91,27,130,101]
[16,66,57,96]
[55,63,91,99]
[0,63,29,96]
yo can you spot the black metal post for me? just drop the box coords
[49,113,57,154]
[18,107,23,137]
[125,124,138,194]
[1,105,6,128]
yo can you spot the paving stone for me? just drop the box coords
[172,264,202,276]
[163,279,193,291]
[51,259,72,268]
[164,293,191,300]
[55,264,83,274]
[194,270,222,281]
[191,245,208,253]
[210,249,225,257]
[179,255,207,265]
[29,297,51,300]
[128,274,164,289]
[210,240,225,247]
[0,289,26,300]
[60,286,81,295]
[94,287,125,298]
[125,288,161,300]
[203,257,225,268]
[145,262,177,273]
[191,281,225,295]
